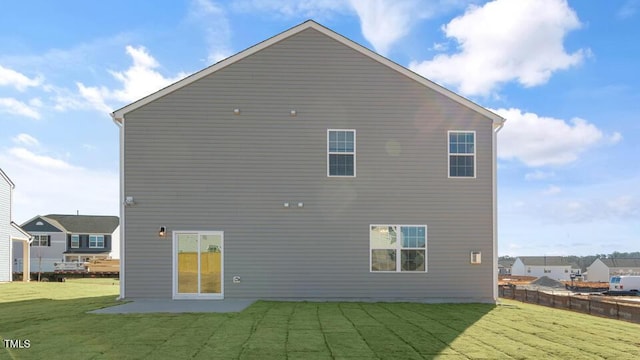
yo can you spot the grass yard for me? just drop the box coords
[1,281,639,359]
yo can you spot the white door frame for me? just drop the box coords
[172,230,224,300]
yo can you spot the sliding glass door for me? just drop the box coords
[173,231,223,299]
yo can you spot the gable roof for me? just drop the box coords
[112,20,505,126]
[43,214,119,234]
[599,258,640,268]
[21,215,66,232]
[516,256,574,267]
[499,258,515,267]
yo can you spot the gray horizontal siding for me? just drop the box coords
[22,232,66,264]
[123,28,495,300]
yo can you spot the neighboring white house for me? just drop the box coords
[511,256,577,281]
[586,258,640,282]
[0,168,31,282]
[498,258,515,275]
[14,214,119,273]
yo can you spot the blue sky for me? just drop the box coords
[1,0,638,256]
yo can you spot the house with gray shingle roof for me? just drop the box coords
[111,20,505,302]
[498,258,515,275]
[587,258,640,282]
[511,256,579,281]
[13,214,119,273]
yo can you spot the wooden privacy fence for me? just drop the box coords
[499,285,640,324]
[177,252,221,293]
[178,252,221,273]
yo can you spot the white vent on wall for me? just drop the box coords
[470,251,481,264]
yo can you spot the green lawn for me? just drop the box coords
[1,281,639,359]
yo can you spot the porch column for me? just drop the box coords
[22,241,30,282]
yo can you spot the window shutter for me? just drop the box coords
[105,235,111,249]
[47,235,51,246]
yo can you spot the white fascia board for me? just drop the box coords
[11,222,31,241]
[0,168,15,189]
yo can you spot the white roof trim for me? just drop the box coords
[11,222,31,241]
[112,20,505,125]
[0,168,15,189]
[20,215,67,232]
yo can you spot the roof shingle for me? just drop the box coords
[43,214,119,234]
[600,258,640,268]
[517,256,574,266]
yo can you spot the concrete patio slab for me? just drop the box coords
[90,299,255,314]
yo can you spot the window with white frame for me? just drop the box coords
[89,235,104,248]
[370,225,427,272]
[448,131,475,177]
[328,129,355,177]
[31,235,50,246]
[71,235,80,248]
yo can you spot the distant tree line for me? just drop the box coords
[500,252,640,272]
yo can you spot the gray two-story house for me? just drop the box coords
[15,214,119,272]
[112,21,505,302]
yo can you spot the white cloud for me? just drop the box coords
[189,0,233,63]
[48,85,92,112]
[430,42,448,52]
[29,98,43,108]
[0,97,41,119]
[410,0,586,96]
[8,147,73,170]
[12,133,40,147]
[76,82,112,114]
[525,170,555,181]
[542,185,562,195]
[109,46,187,102]
[0,65,43,91]
[607,196,639,218]
[502,176,640,226]
[618,0,639,19]
[552,195,640,223]
[495,108,621,167]
[77,46,187,114]
[349,0,422,55]
[0,147,118,223]
[233,0,470,56]
[349,0,474,56]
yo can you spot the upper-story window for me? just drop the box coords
[71,235,80,248]
[32,235,50,247]
[448,131,475,178]
[328,129,355,177]
[89,235,104,248]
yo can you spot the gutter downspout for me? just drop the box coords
[111,114,126,300]
[492,119,505,302]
